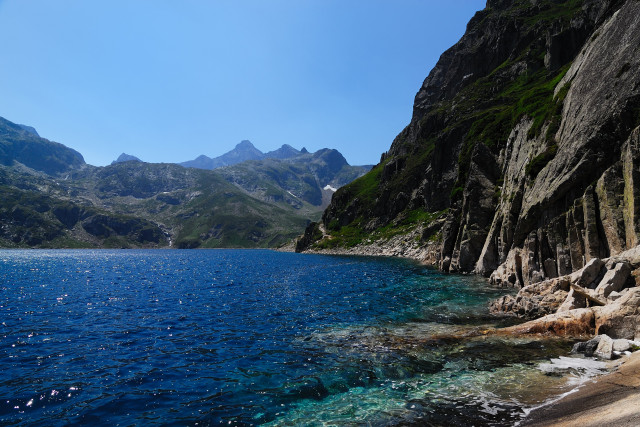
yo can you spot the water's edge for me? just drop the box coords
[0,249,620,425]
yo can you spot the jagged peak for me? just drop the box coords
[236,140,257,149]
[112,153,142,164]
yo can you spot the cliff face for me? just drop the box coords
[298,0,640,287]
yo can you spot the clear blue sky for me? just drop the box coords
[0,1,485,167]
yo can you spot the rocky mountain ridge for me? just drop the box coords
[180,140,265,169]
[181,140,324,170]
[0,117,369,248]
[297,0,640,292]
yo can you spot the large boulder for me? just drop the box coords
[594,334,614,359]
[570,258,605,288]
[595,262,632,297]
[571,336,601,356]
[594,288,640,339]
[556,288,587,312]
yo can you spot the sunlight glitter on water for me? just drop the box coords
[0,249,600,426]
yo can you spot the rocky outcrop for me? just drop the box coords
[296,221,442,263]
[506,307,596,337]
[492,249,640,340]
[82,214,164,244]
[298,0,640,300]
[490,276,570,318]
[0,184,167,248]
[482,1,640,287]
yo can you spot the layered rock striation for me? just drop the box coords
[298,0,640,293]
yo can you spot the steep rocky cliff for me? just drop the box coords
[297,0,640,288]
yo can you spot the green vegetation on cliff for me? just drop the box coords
[297,0,634,265]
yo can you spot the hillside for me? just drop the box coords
[0,117,85,175]
[0,116,368,248]
[217,149,372,209]
[297,0,640,290]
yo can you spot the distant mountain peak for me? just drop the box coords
[112,153,142,165]
[17,124,39,137]
[181,141,354,171]
[181,140,263,170]
[264,144,301,160]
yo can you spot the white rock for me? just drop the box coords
[595,262,631,297]
[608,291,623,301]
[612,339,632,352]
[594,334,614,359]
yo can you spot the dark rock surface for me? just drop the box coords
[571,336,601,357]
[298,0,640,294]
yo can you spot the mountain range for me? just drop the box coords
[179,140,313,169]
[0,117,370,248]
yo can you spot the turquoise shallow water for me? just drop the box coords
[0,249,588,425]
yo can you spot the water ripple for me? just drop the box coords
[0,249,579,426]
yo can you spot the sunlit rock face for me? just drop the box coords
[300,0,640,290]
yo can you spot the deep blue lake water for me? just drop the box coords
[0,250,585,425]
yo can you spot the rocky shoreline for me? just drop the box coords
[299,241,640,343]
[492,246,640,341]
[288,0,640,422]
[294,241,640,423]
[291,224,442,265]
